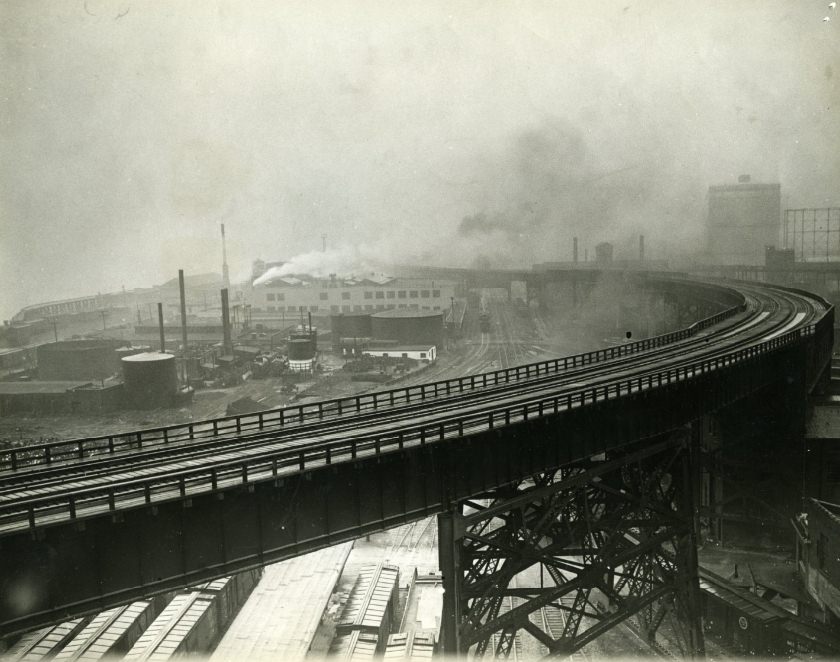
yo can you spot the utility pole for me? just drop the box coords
[157,303,166,352]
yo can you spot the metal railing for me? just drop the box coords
[0,294,748,472]
[2,311,830,535]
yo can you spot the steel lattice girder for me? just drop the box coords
[439,431,705,659]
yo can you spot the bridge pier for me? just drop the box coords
[699,344,810,548]
[436,429,706,658]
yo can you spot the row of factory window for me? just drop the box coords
[259,304,442,313]
[265,290,441,302]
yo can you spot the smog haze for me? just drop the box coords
[1,0,838,318]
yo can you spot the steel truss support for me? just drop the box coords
[438,428,705,659]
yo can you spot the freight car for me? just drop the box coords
[336,563,400,651]
[3,619,87,661]
[123,570,260,661]
[384,632,436,659]
[329,631,378,660]
[478,296,492,333]
[54,601,159,661]
[700,568,840,657]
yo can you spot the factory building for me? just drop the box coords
[363,345,436,362]
[248,274,456,321]
[331,308,444,357]
[370,309,443,348]
[37,339,127,381]
[0,381,123,415]
[794,498,840,626]
[707,176,781,265]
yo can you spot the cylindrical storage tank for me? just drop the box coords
[370,310,443,348]
[291,329,317,352]
[330,314,372,349]
[37,339,123,381]
[287,339,314,361]
[121,352,178,409]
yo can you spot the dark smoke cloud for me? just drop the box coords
[1,1,838,317]
[457,212,506,237]
[449,118,658,268]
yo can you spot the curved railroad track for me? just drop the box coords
[0,279,830,537]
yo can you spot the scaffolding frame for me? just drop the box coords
[784,208,840,262]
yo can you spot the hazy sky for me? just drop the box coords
[1,1,838,318]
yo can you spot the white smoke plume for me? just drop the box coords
[252,245,392,285]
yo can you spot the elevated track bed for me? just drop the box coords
[0,277,832,637]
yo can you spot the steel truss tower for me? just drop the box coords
[438,428,705,659]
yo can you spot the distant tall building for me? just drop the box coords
[707,176,781,265]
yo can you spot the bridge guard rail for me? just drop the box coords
[0,285,747,472]
[0,311,830,538]
[0,314,829,637]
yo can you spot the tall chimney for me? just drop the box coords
[157,302,165,352]
[639,234,645,263]
[179,269,189,382]
[221,288,232,355]
[573,236,579,264]
[308,311,313,334]
[221,224,230,290]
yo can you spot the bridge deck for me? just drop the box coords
[0,277,832,637]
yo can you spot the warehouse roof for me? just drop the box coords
[370,309,442,319]
[0,381,92,395]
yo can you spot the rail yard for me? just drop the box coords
[2,272,839,660]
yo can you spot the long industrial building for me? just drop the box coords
[247,273,456,320]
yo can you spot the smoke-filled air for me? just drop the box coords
[2,0,839,314]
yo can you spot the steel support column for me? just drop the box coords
[438,432,706,659]
[439,509,464,655]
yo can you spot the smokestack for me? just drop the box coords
[221,288,232,355]
[179,269,189,382]
[157,302,165,352]
[322,234,327,253]
[639,234,645,263]
[221,224,230,290]
[573,237,579,264]
[308,311,313,334]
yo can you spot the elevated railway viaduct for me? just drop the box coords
[0,272,833,656]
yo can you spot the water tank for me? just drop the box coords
[287,339,315,361]
[291,327,317,351]
[37,339,123,380]
[330,314,372,349]
[370,310,443,348]
[121,352,178,409]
